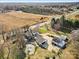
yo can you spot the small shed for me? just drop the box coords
[34,33,48,49]
[25,44,35,55]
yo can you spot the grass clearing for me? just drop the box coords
[38,26,48,33]
[29,47,54,59]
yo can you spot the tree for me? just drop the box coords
[51,18,56,28]
[74,20,79,28]
[65,20,73,28]
[60,15,65,27]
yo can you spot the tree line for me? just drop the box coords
[51,15,79,32]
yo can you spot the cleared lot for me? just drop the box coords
[0,11,51,31]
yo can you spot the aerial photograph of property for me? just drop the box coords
[0,0,79,59]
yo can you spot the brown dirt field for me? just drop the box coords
[0,11,51,31]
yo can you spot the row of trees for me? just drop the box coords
[60,15,79,29]
[51,15,79,31]
[20,6,63,15]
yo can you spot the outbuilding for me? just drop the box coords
[34,33,48,49]
[52,37,66,49]
[25,44,35,55]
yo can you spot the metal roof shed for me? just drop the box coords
[52,37,66,49]
[34,34,48,49]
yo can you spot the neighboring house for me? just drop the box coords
[34,33,48,49]
[52,37,66,49]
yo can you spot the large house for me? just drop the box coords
[52,36,67,49]
[23,28,48,49]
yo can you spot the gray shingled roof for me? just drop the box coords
[52,37,66,48]
[34,34,46,45]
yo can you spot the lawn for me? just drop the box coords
[0,11,51,31]
[38,26,48,33]
[29,47,54,59]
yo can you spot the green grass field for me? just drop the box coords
[38,26,48,33]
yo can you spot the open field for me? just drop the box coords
[66,10,79,20]
[0,11,51,31]
[0,2,78,59]
[0,10,78,32]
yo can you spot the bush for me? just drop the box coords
[60,27,71,33]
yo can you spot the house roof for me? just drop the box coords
[52,37,66,48]
[34,34,47,45]
[25,44,35,55]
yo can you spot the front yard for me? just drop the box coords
[29,47,54,59]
